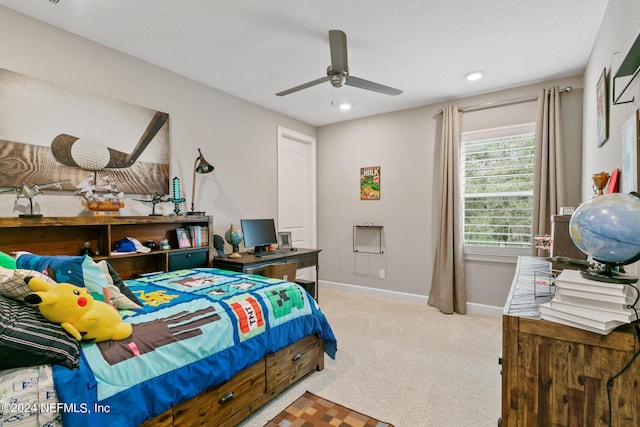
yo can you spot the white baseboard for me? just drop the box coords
[466,302,503,317]
[319,280,502,317]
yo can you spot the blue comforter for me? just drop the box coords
[51,268,337,426]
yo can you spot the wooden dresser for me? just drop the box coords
[501,256,640,426]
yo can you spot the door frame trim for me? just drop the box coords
[276,126,317,249]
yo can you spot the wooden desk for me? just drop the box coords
[502,256,640,426]
[213,248,321,299]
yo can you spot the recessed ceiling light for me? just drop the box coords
[339,102,352,110]
[465,71,483,81]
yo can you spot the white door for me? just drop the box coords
[277,126,316,281]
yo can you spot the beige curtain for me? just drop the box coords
[428,105,467,314]
[532,86,567,256]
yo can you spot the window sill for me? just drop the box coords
[463,247,530,264]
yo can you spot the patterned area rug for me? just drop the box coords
[265,391,395,427]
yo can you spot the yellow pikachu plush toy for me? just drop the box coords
[24,276,133,343]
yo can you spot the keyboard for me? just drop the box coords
[254,251,285,258]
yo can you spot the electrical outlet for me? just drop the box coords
[379,269,386,279]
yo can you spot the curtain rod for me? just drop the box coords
[438,86,573,114]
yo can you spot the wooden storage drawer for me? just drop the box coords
[168,248,209,271]
[266,334,323,397]
[172,360,265,427]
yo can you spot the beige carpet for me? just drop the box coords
[240,286,502,427]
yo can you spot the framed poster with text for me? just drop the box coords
[360,166,380,200]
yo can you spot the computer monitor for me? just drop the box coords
[240,218,278,255]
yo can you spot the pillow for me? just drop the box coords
[12,253,142,309]
[16,254,109,302]
[0,251,16,269]
[96,261,142,310]
[0,267,57,302]
[104,261,143,306]
[0,294,80,369]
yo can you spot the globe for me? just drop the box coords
[224,224,243,258]
[569,192,640,266]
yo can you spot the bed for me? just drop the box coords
[0,253,337,427]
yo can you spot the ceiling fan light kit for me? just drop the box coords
[465,71,483,81]
[276,30,402,97]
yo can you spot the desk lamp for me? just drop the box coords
[188,148,214,215]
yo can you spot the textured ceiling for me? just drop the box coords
[0,0,609,126]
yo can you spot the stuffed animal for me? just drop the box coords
[23,276,133,343]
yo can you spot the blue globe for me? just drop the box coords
[569,193,640,265]
[224,224,243,247]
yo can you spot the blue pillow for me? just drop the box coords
[16,254,108,301]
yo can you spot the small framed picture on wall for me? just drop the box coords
[596,68,609,147]
[621,109,640,192]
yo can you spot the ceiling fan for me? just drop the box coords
[276,30,403,97]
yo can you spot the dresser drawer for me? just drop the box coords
[266,334,323,396]
[168,248,208,271]
[172,360,265,426]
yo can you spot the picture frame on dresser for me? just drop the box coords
[176,227,191,248]
[278,231,292,249]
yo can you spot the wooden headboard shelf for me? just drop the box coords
[0,215,213,278]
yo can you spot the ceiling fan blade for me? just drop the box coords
[276,76,330,96]
[328,30,348,73]
[345,76,403,96]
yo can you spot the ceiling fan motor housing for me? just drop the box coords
[328,66,347,87]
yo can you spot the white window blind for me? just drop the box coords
[460,123,535,249]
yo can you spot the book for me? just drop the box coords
[539,302,626,334]
[554,269,627,296]
[544,299,635,323]
[554,287,631,305]
[539,309,621,335]
[186,225,209,248]
[554,291,634,312]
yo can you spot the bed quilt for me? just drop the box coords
[51,268,337,427]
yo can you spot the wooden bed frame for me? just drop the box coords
[140,334,324,427]
[0,216,327,427]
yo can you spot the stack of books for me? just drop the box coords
[185,225,210,247]
[539,269,636,335]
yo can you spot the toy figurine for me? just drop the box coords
[23,276,132,343]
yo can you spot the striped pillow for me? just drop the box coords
[0,266,56,301]
[0,294,80,369]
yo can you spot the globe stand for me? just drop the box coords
[580,263,638,284]
[228,245,241,258]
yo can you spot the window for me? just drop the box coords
[460,123,535,249]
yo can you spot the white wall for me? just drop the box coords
[582,0,640,200]
[581,0,640,277]
[0,6,315,239]
[317,76,583,306]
